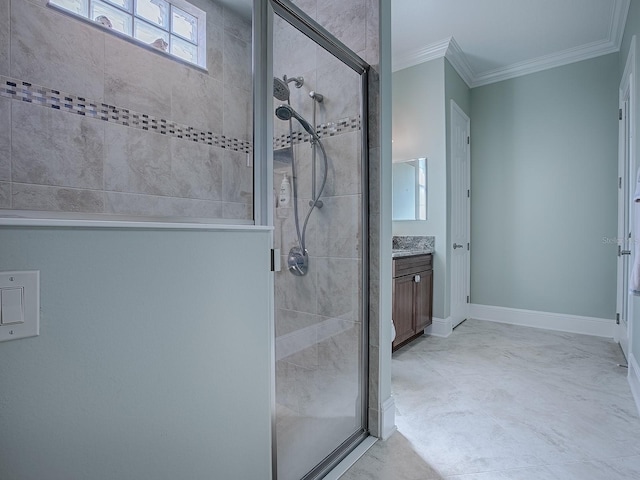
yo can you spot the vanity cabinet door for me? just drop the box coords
[414,269,433,332]
[392,254,433,351]
[393,273,415,346]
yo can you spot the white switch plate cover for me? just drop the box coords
[0,271,39,342]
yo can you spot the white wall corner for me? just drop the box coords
[444,37,474,88]
[469,304,616,338]
[380,396,397,440]
[425,317,453,338]
[628,353,640,416]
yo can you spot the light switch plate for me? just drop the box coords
[0,271,39,342]
[1,287,25,325]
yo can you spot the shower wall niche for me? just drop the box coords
[0,0,253,221]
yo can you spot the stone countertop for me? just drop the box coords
[392,248,434,258]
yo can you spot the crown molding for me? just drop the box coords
[610,0,632,48]
[392,37,450,73]
[443,37,474,88]
[470,38,621,87]
[392,0,631,88]
[391,36,474,87]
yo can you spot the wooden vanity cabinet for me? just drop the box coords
[392,254,433,351]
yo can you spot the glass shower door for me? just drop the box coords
[271,2,369,479]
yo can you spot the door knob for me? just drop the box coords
[453,243,464,250]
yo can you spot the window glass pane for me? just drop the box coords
[134,19,170,51]
[171,6,197,43]
[50,0,206,69]
[170,35,198,63]
[91,1,133,35]
[49,0,89,16]
[135,0,169,29]
[102,0,132,12]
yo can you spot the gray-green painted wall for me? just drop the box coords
[470,53,619,319]
[0,227,273,480]
[392,58,448,319]
[445,59,471,121]
[620,0,640,362]
[391,58,471,321]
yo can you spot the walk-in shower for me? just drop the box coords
[271,1,370,479]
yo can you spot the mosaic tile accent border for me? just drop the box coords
[0,75,361,154]
[273,115,361,150]
[0,75,253,154]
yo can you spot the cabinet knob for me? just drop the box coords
[414,274,421,283]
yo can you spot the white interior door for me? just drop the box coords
[450,101,470,328]
[616,37,637,361]
[616,59,634,360]
[616,96,631,359]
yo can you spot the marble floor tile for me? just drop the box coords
[340,433,445,480]
[544,456,640,480]
[342,320,640,479]
[444,465,556,480]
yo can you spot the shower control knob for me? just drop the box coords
[287,247,309,277]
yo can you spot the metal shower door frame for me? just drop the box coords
[253,1,371,478]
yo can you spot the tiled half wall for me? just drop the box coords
[0,72,361,219]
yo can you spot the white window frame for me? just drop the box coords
[48,0,207,70]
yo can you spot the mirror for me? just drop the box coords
[392,157,427,220]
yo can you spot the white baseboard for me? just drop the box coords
[629,354,640,416]
[469,304,615,338]
[380,396,396,440]
[425,317,452,338]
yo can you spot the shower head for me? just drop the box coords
[273,77,291,101]
[275,104,318,139]
[273,75,305,101]
[275,104,293,121]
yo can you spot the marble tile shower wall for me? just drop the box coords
[273,8,365,425]
[0,0,253,219]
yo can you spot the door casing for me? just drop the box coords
[450,100,471,329]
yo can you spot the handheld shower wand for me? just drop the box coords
[275,104,318,139]
[274,103,329,276]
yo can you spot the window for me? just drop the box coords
[49,0,206,68]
